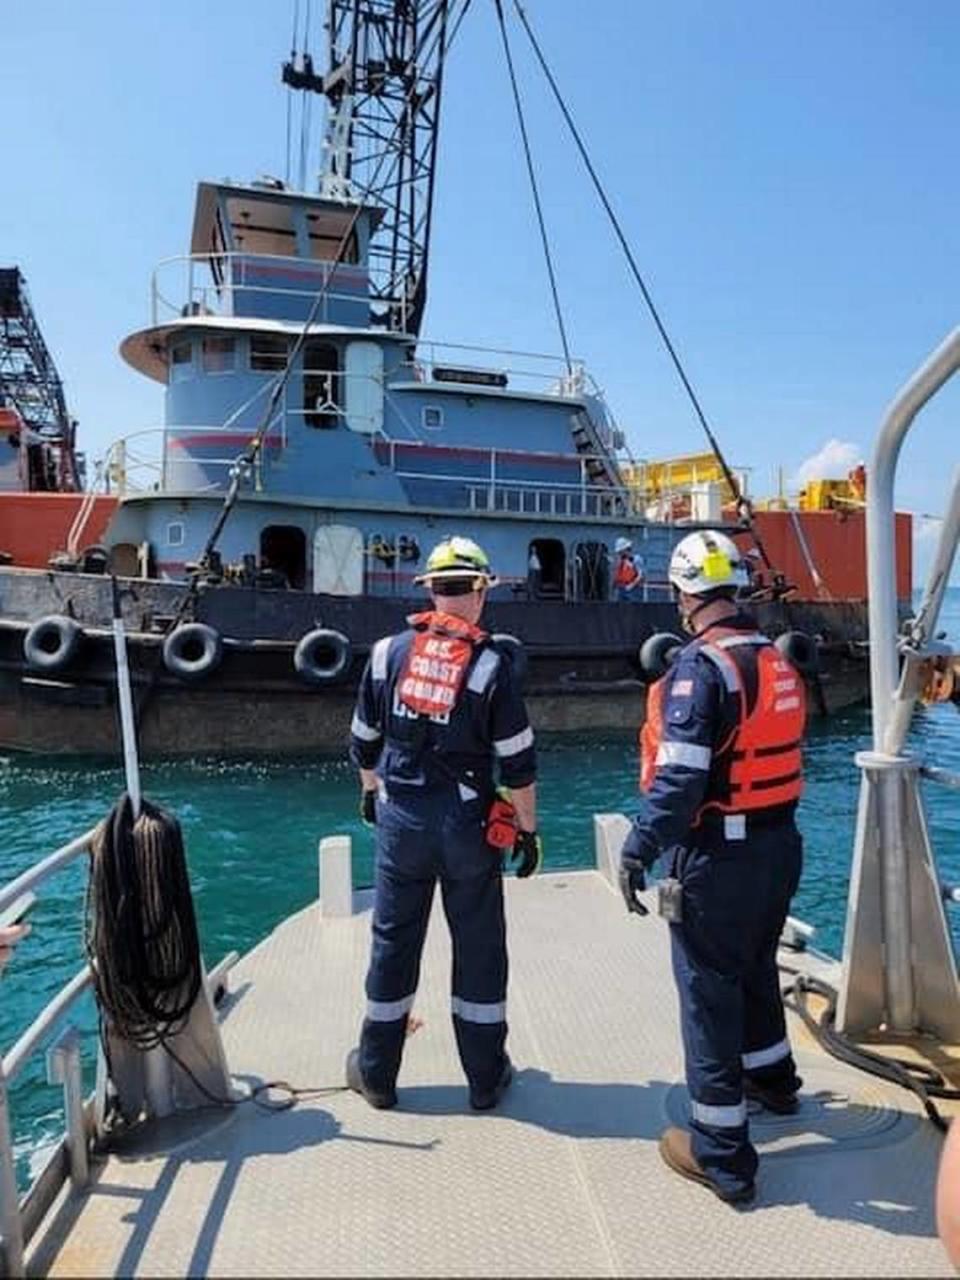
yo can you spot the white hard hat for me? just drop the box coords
[668,530,743,595]
[614,536,633,554]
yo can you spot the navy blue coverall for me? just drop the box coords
[349,628,536,1098]
[624,615,803,1195]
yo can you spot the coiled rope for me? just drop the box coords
[784,973,960,1132]
[86,794,202,1049]
[86,793,345,1113]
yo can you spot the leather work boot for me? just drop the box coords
[658,1127,755,1205]
[744,1077,802,1115]
[345,1048,397,1110]
[469,1057,513,1112]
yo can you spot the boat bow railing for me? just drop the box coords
[0,830,238,1278]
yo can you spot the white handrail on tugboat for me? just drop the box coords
[838,326,960,1039]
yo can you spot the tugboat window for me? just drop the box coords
[225,197,297,257]
[202,336,236,373]
[166,522,185,548]
[170,340,193,383]
[250,335,289,373]
[304,341,340,428]
[422,406,443,430]
[305,211,358,263]
[260,525,306,590]
[572,540,610,602]
[528,539,564,600]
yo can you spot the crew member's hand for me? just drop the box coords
[618,826,653,917]
[0,923,30,975]
[511,830,542,879]
[360,788,377,828]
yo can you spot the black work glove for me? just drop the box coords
[511,830,542,879]
[618,825,653,917]
[360,789,377,828]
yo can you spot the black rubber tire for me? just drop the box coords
[23,615,84,673]
[162,622,223,681]
[638,631,684,681]
[491,633,528,689]
[294,628,351,686]
[775,630,820,676]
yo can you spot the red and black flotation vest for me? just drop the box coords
[640,626,805,817]
[396,611,488,719]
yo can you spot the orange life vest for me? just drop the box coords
[397,611,488,718]
[639,627,805,818]
[614,554,640,588]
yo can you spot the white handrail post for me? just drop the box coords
[838,327,960,1039]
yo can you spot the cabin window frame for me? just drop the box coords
[249,334,290,374]
[169,339,194,384]
[201,335,237,374]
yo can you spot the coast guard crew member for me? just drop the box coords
[619,529,806,1204]
[346,536,540,1112]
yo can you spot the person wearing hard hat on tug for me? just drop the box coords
[613,536,644,601]
[346,536,540,1112]
[619,529,807,1205]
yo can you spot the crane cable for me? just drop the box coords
[493,0,573,377]
[510,0,777,576]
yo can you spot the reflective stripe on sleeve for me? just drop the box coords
[467,648,500,693]
[371,636,391,681]
[655,741,712,770]
[351,713,382,742]
[366,994,415,1022]
[742,1037,791,1070]
[494,726,535,758]
[690,1098,747,1128]
[451,996,507,1024]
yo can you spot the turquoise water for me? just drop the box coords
[2,589,959,1189]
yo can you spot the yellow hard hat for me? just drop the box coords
[414,536,498,587]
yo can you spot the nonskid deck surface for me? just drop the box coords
[30,870,945,1277]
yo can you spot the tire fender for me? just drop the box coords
[491,632,528,690]
[638,631,684,682]
[162,622,223,681]
[23,614,84,673]
[294,628,351,686]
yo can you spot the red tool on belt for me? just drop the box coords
[486,789,518,849]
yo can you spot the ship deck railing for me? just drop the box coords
[151,254,616,406]
[0,829,237,1279]
[151,253,411,331]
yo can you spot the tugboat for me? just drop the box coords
[0,1,910,757]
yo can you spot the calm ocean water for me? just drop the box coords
[2,589,958,1189]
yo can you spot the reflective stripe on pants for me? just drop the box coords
[359,797,508,1096]
[668,822,802,1194]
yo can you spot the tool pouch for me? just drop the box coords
[657,877,684,923]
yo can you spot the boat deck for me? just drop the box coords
[28,844,948,1277]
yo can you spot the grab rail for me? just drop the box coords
[0,826,98,1278]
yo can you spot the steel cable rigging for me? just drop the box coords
[509,0,777,575]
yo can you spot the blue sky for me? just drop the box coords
[2,1,958,578]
